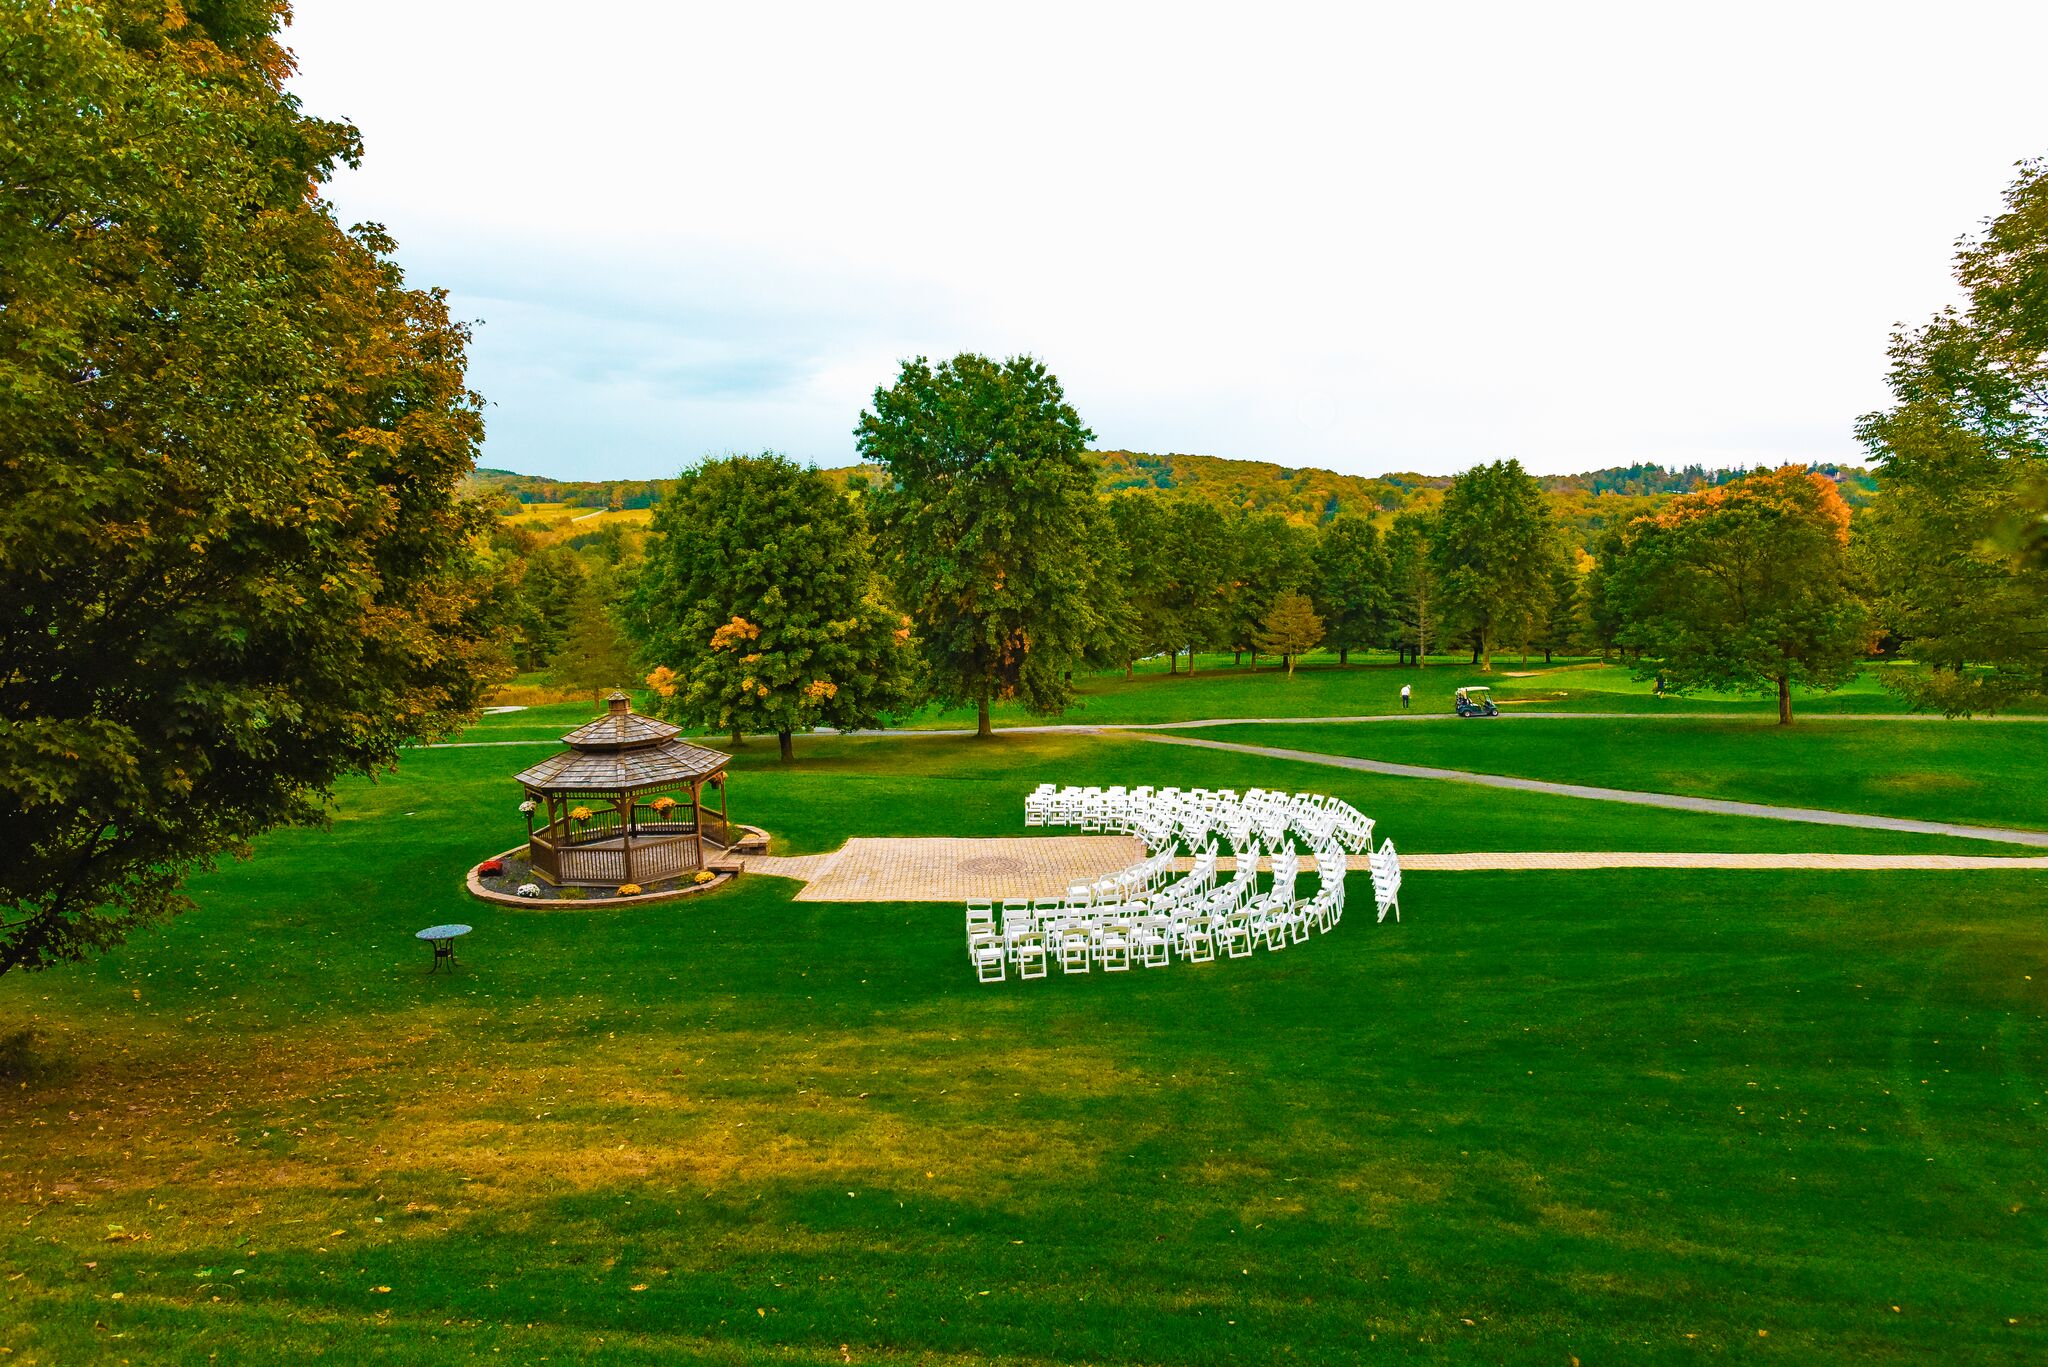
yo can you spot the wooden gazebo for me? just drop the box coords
[513,693,734,887]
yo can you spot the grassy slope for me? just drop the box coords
[4,719,2045,1362]
[1187,719,2048,834]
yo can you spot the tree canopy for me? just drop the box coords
[0,3,498,973]
[856,354,1104,736]
[1431,459,1562,671]
[1607,468,1868,723]
[1312,515,1391,664]
[625,454,911,760]
[1859,158,2048,714]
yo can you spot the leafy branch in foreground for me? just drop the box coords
[0,4,501,972]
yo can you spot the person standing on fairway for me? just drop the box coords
[1400,684,1411,710]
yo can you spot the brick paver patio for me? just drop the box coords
[746,836,1144,902]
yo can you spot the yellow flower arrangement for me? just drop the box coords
[569,806,593,822]
[693,870,716,884]
[617,883,642,896]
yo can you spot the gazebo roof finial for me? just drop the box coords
[607,690,631,715]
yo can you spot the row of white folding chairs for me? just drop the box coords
[1033,783,1376,863]
[968,840,1367,983]
[980,785,1391,981]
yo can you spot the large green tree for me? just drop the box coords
[1608,468,1869,724]
[1431,459,1562,672]
[625,454,911,760]
[1311,515,1391,664]
[1858,158,2048,714]
[855,354,1103,736]
[0,3,499,974]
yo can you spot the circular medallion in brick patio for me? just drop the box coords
[957,855,1029,877]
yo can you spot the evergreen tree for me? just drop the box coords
[1385,511,1442,666]
[545,565,637,699]
[1531,542,1585,663]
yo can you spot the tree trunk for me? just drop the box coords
[730,727,744,748]
[1777,674,1792,726]
[1168,650,1178,675]
[1543,647,1552,663]
[777,729,795,761]
[1285,653,1296,677]
[1233,649,1242,665]
[1338,646,1349,665]
[1186,648,1196,676]
[1126,658,1135,679]
[977,696,993,738]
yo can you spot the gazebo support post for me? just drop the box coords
[718,773,730,845]
[620,798,634,886]
[690,778,704,869]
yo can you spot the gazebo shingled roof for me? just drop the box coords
[557,708,682,750]
[513,738,732,792]
[513,694,730,792]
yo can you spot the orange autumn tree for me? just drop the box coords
[1607,467,1870,724]
[626,454,913,761]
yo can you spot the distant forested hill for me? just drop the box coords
[471,453,1875,548]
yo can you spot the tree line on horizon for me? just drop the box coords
[2,0,2042,973]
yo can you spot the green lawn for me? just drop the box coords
[1186,718,2048,835]
[4,717,2045,1363]
[884,654,2007,730]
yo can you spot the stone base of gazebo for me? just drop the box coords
[465,829,770,908]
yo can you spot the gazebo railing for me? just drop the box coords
[527,831,702,887]
[628,835,700,883]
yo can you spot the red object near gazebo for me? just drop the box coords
[513,693,734,887]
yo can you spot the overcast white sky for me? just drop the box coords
[285,2,2048,481]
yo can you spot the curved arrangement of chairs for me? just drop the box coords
[966,784,1401,983]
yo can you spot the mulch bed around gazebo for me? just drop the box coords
[474,847,692,902]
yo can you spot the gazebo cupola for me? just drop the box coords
[513,693,734,887]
